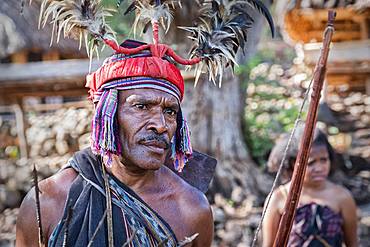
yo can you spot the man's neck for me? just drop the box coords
[108,155,158,194]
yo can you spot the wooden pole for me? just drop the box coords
[294,0,302,9]
[13,101,28,158]
[273,10,336,247]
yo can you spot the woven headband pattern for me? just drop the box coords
[92,77,181,103]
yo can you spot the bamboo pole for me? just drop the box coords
[13,103,28,158]
[273,10,336,247]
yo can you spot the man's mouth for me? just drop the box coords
[142,140,168,149]
[140,140,169,154]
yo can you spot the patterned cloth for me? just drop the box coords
[288,203,344,247]
[48,148,177,247]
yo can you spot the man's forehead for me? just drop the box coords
[119,88,179,104]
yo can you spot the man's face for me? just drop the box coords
[117,88,179,171]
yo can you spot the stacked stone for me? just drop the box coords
[327,91,370,160]
[26,107,92,157]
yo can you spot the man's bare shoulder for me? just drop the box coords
[31,168,77,198]
[18,167,78,215]
[16,168,78,245]
[160,166,213,245]
[161,165,211,211]
[30,167,78,210]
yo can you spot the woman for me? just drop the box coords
[262,128,358,247]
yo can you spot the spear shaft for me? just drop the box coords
[33,164,45,247]
[273,10,336,247]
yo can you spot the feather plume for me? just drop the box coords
[39,0,116,58]
[181,0,275,86]
[119,0,182,35]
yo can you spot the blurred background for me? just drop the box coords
[0,0,369,246]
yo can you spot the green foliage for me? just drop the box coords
[102,0,135,41]
[4,146,19,159]
[240,45,306,166]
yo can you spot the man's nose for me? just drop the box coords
[148,110,168,134]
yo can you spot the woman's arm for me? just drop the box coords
[262,188,285,247]
[340,188,358,247]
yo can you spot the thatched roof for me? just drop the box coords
[0,0,86,59]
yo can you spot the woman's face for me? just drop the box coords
[303,144,331,185]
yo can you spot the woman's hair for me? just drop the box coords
[267,126,335,181]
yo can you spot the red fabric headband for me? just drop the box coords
[85,50,185,101]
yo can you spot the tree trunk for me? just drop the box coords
[182,74,264,198]
[168,1,273,200]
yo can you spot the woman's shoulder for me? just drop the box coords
[268,183,291,213]
[327,181,352,199]
[276,183,291,197]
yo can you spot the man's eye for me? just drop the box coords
[134,104,147,110]
[165,108,177,116]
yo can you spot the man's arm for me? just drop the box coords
[16,168,77,246]
[180,189,214,247]
[16,188,42,247]
[16,181,59,247]
[192,199,214,247]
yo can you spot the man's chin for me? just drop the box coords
[138,162,163,171]
[136,155,166,170]
[121,147,168,170]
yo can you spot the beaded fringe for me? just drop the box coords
[171,109,193,172]
[91,89,121,166]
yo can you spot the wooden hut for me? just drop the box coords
[280,0,370,93]
[0,0,97,158]
[0,0,94,103]
[278,0,370,163]
[0,0,87,63]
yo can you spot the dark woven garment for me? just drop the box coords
[48,148,177,247]
[288,203,343,247]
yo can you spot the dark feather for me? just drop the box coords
[180,0,274,86]
[117,0,125,7]
[20,0,25,15]
[123,2,137,15]
[39,0,116,59]
[141,22,151,33]
[242,0,275,37]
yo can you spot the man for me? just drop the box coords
[16,40,214,246]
